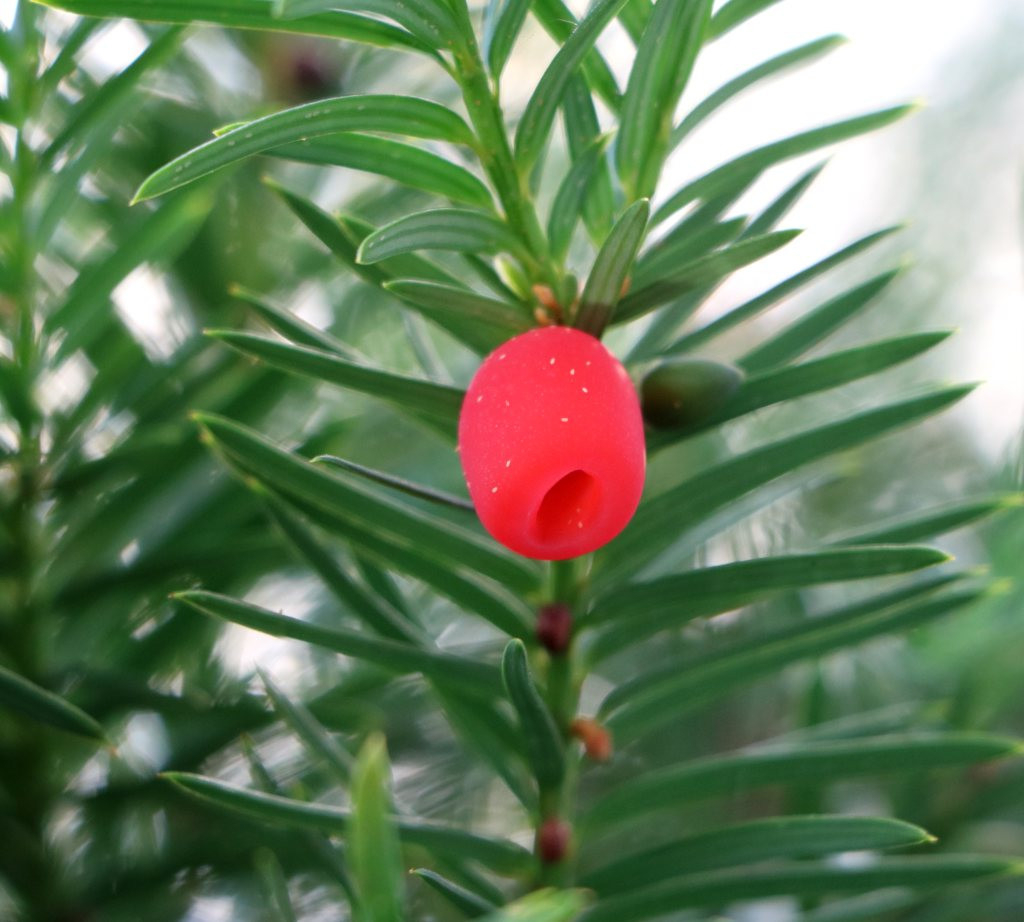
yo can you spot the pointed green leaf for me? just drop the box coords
[262,495,422,643]
[0,664,106,741]
[230,285,356,357]
[833,494,1024,546]
[532,0,623,112]
[728,332,950,418]
[633,215,747,287]
[384,279,530,343]
[486,0,533,78]
[357,209,526,265]
[350,736,404,922]
[34,0,432,52]
[135,96,475,201]
[264,179,383,282]
[175,589,503,699]
[502,640,566,791]
[741,269,904,372]
[588,543,949,629]
[654,105,915,225]
[548,133,612,263]
[708,0,787,40]
[617,0,650,42]
[255,849,298,922]
[162,772,534,875]
[273,0,463,49]
[206,330,463,437]
[279,490,535,638]
[626,167,819,360]
[584,734,1021,832]
[413,868,498,917]
[597,385,976,583]
[515,0,633,171]
[579,857,1021,921]
[664,226,902,355]
[432,683,536,809]
[193,413,540,597]
[742,160,826,237]
[614,229,801,324]
[563,76,616,242]
[582,815,932,896]
[601,584,989,740]
[337,213,462,283]
[266,183,482,352]
[314,455,473,511]
[271,134,492,207]
[649,332,954,449]
[574,199,650,335]
[616,0,711,199]
[672,35,845,149]
[261,671,353,784]
[589,545,955,665]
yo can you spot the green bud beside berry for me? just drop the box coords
[640,357,744,429]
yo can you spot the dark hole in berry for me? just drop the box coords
[533,470,600,546]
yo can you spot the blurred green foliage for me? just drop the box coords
[0,1,1022,920]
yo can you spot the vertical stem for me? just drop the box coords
[450,32,561,292]
[535,557,585,887]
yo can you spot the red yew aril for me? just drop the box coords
[458,326,646,560]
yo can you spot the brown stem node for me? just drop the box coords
[536,817,571,864]
[536,603,572,655]
[571,716,613,762]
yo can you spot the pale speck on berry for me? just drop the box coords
[561,417,569,422]
[570,368,575,375]
[582,387,588,394]
[550,357,556,365]
[491,486,498,493]
[505,459,511,468]
[476,395,483,403]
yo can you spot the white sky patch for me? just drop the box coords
[183,897,237,922]
[183,27,263,98]
[76,18,149,82]
[113,265,194,361]
[69,750,110,797]
[119,711,171,774]
[119,538,141,566]
[215,574,322,687]
[290,279,335,331]
[35,349,96,415]
[80,407,135,460]
[0,1,15,29]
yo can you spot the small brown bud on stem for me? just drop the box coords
[536,817,571,864]
[536,603,572,655]
[571,717,613,762]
